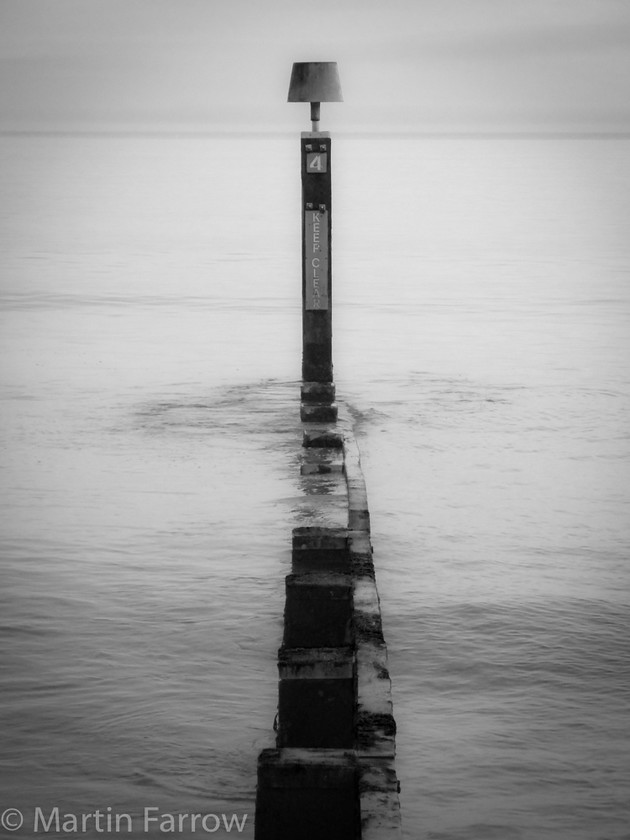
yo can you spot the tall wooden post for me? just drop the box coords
[300,132,337,422]
[287,61,342,424]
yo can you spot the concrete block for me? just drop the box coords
[301,381,336,404]
[347,530,372,556]
[354,609,385,646]
[348,530,375,577]
[355,638,396,757]
[358,758,403,839]
[347,484,370,514]
[301,402,339,423]
[300,460,344,475]
[292,526,349,573]
[355,709,397,757]
[255,748,359,840]
[342,436,372,534]
[299,449,344,475]
[352,577,384,632]
[277,680,355,748]
[292,494,349,533]
[278,645,354,680]
[355,643,392,707]
[349,506,371,532]
[303,429,344,449]
[293,526,348,551]
[283,573,352,648]
[276,648,355,749]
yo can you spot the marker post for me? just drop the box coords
[287,62,342,422]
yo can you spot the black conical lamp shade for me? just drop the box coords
[288,62,342,130]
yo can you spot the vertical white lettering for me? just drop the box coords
[305,210,328,311]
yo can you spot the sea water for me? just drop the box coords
[1,132,629,839]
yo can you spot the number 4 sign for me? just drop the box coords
[306,152,327,173]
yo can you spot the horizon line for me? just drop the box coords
[2,127,630,140]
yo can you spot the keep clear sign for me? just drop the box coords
[305,209,329,310]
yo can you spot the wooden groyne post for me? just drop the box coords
[254,63,402,839]
[287,61,342,425]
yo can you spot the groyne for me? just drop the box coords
[255,398,402,839]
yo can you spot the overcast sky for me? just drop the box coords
[1,0,629,132]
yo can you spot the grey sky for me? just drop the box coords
[1,0,629,132]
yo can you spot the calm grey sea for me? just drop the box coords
[1,132,629,839]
